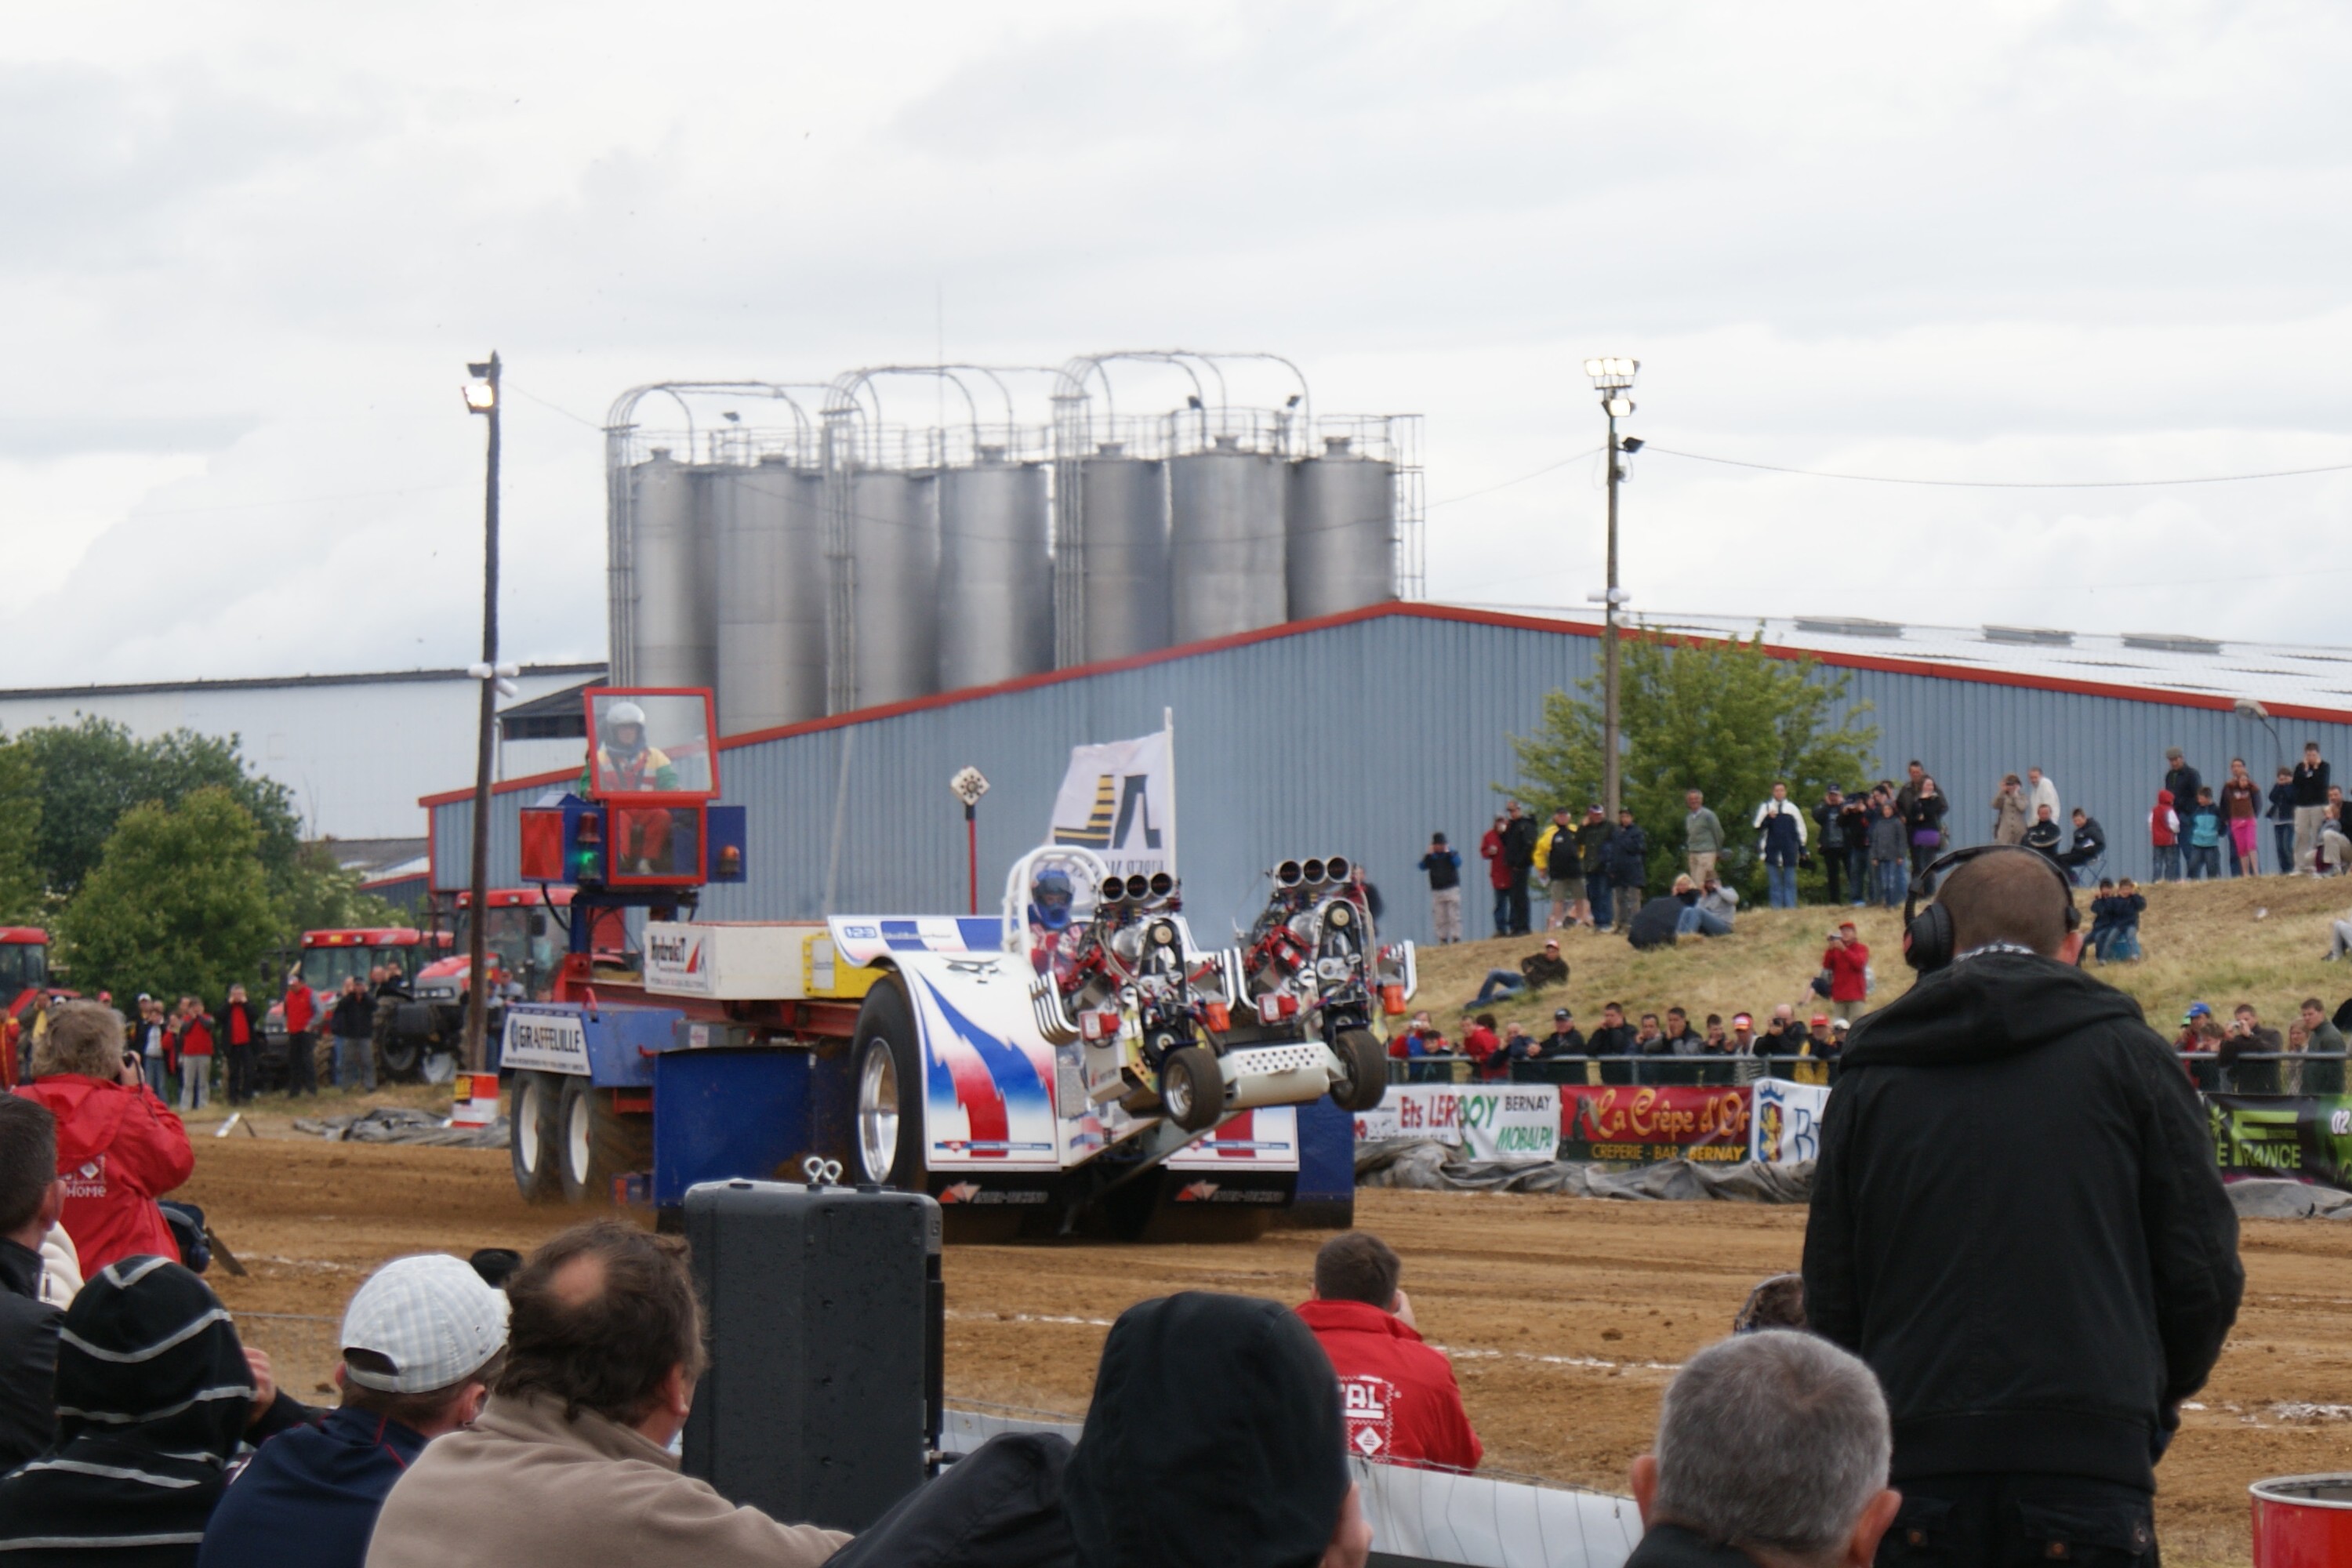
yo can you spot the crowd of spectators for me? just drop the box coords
[1417,742,2352,950]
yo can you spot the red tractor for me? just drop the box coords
[1,929,61,1087]
[262,927,449,1088]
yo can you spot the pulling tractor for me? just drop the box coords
[490,686,1406,1240]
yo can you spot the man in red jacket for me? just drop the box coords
[1294,1232,1481,1472]
[283,968,319,1097]
[18,1001,195,1275]
[1821,921,1871,1025]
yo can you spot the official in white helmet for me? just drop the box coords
[583,700,680,794]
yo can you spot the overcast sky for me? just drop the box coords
[5,1,2349,690]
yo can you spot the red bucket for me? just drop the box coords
[2251,1475,2352,1566]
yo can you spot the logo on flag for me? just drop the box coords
[1048,726,1176,877]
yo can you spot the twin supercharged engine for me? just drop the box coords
[1240,856,1412,1048]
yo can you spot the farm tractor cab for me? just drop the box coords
[490,688,1399,1241]
[2,930,63,1084]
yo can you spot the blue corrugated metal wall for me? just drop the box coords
[430,613,2352,945]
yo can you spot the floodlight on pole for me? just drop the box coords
[1582,355,1641,818]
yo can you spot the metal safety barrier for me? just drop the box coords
[1390,1055,1838,1088]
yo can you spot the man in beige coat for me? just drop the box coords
[366,1221,848,1568]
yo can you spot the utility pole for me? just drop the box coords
[1583,357,1639,818]
[461,355,504,1075]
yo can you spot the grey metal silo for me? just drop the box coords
[1286,435,1397,620]
[1169,436,1286,643]
[938,448,1051,691]
[848,466,941,706]
[630,448,717,690]
[714,457,828,733]
[1076,445,1171,662]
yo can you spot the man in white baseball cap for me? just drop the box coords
[198,1254,509,1568]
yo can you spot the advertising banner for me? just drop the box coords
[1750,1080,1832,1165]
[1353,1084,1560,1163]
[2209,1094,2352,1190]
[1558,1084,1751,1164]
[1047,723,1175,879]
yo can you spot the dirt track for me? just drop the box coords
[186,1132,2352,1568]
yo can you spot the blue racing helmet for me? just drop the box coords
[1030,869,1075,931]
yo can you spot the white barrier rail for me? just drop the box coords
[943,1404,1640,1568]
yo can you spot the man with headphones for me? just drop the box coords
[1801,846,2241,1566]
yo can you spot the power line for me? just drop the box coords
[503,383,605,431]
[1643,446,2352,489]
[1428,448,1603,509]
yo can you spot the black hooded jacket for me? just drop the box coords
[0,1240,59,1472]
[0,1254,254,1566]
[1063,1293,1346,1568]
[1802,953,2241,1491]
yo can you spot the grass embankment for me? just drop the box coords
[1410,876,2352,1040]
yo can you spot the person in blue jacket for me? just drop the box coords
[198,1255,509,1568]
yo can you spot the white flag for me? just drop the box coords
[1048,726,1176,877]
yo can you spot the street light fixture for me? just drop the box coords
[2234,695,2285,775]
[459,353,502,1076]
[1584,355,1639,818]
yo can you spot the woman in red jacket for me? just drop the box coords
[20,1001,195,1275]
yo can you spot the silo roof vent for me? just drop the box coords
[2121,632,2223,655]
[1795,617,1904,639]
[1323,435,1354,456]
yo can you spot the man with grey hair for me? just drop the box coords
[1628,1331,1899,1567]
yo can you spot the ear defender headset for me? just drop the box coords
[1902,844,2079,973]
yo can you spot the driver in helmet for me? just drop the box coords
[581,700,681,794]
[1027,868,1077,976]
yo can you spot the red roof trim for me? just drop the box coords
[417,601,2352,808]
[0,928,47,945]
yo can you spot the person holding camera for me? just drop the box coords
[1820,922,1871,1025]
[17,1002,194,1276]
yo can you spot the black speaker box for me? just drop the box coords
[681,1179,943,1532]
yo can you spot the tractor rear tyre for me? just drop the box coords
[852,978,924,1192]
[509,1072,562,1203]
[557,1076,652,1206]
[377,1033,422,1082]
[1160,1047,1225,1133]
[853,978,1025,1241]
[1330,1029,1388,1113]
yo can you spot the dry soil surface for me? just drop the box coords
[186,1131,2352,1568]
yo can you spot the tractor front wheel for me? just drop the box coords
[1329,1029,1388,1113]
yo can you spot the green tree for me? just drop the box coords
[0,746,41,924]
[1509,630,1880,899]
[5,717,302,901]
[59,787,282,1004]
[281,840,401,935]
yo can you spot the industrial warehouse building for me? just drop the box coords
[0,662,604,841]
[423,602,2352,946]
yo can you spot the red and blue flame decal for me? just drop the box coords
[916,975,1053,1160]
